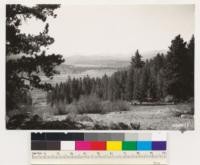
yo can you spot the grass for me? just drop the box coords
[170,103,194,117]
[7,113,140,130]
[7,103,193,130]
[102,100,130,113]
[8,88,193,130]
[86,104,194,130]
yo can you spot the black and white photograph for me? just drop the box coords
[6,4,194,130]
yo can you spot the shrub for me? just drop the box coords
[76,95,103,114]
[130,122,140,130]
[52,101,67,115]
[50,101,79,115]
[76,97,130,114]
[51,95,131,115]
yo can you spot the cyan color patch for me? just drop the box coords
[137,141,152,150]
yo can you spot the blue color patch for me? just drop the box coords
[137,141,152,150]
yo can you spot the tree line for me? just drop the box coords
[47,35,194,105]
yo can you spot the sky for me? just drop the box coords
[20,5,194,58]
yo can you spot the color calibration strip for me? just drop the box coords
[31,132,167,151]
[31,132,167,165]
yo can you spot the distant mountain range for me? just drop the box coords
[64,50,167,68]
[7,49,167,68]
[64,55,129,68]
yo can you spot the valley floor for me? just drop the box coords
[7,89,194,130]
[50,104,194,130]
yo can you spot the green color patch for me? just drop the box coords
[122,141,137,150]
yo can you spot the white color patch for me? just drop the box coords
[61,141,75,150]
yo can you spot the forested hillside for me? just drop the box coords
[47,35,194,106]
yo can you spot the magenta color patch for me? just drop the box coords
[75,141,91,150]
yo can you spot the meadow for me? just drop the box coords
[7,88,193,130]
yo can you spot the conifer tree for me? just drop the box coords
[164,35,188,100]
[6,4,64,111]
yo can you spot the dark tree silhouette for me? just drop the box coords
[6,4,64,111]
[131,50,145,68]
[187,35,194,97]
[164,35,189,100]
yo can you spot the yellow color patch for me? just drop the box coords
[106,141,122,151]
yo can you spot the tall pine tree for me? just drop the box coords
[164,35,188,100]
[187,35,194,97]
